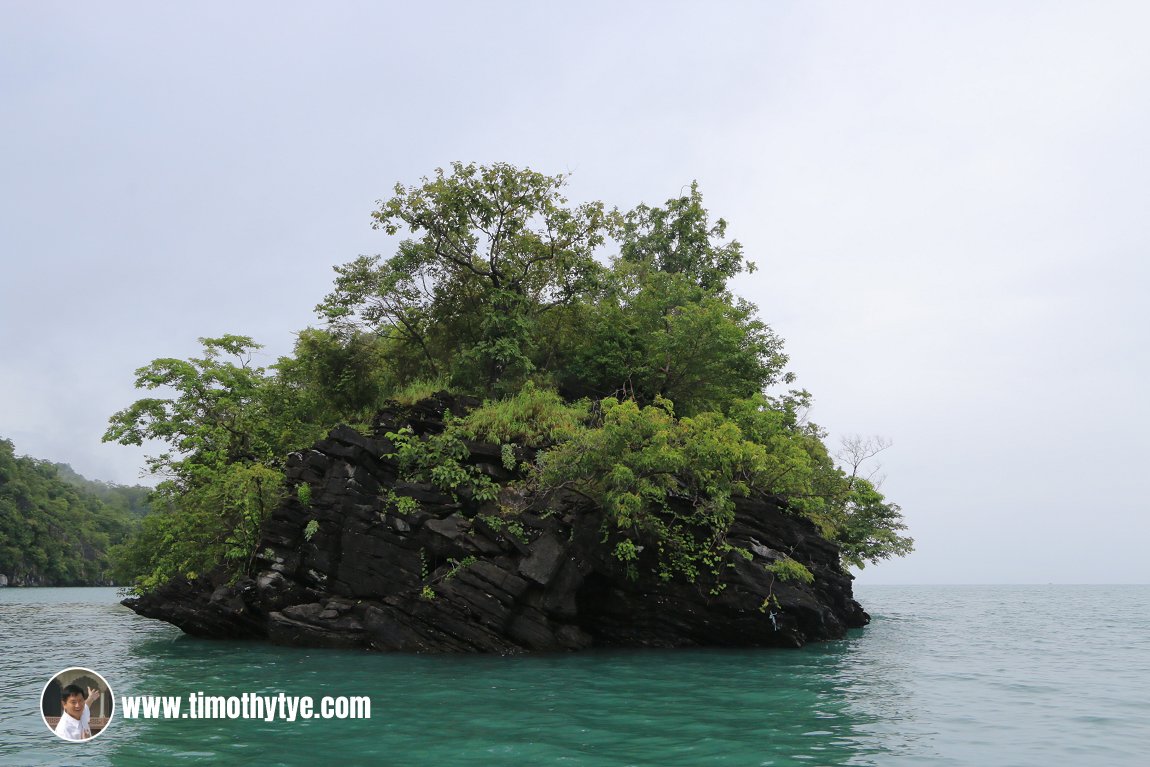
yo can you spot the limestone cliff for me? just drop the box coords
[125,395,869,651]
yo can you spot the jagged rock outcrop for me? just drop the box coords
[125,394,869,651]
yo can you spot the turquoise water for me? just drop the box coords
[2,585,1148,765]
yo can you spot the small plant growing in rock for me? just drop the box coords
[504,519,528,544]
[759,593,782,613]
[296,483,312,506]
[477,513,529,544]
[614,539,641,580]
[500,444,517,472]
[765,556,814,584]
[444,556,477,580]
[384,489,419,515]
[303,519,319,541]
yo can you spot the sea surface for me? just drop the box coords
[1,585,1148,766]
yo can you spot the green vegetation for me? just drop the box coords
[103,336,303,591]
[52,462,152,519]
[384,489,420,516]
[454,382,587,447]
[537,396,754,581]
[765,556,816,585]
[0,438,145,584]
[444,556,477,580]
[106,162,913,593]
[385,424,500,503]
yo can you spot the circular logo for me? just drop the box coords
[41,667,115,742]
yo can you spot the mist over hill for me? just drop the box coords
[0,437,149,585]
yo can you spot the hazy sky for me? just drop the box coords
[3,2,1147,584]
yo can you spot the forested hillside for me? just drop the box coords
[52,462,152,519]
[0,438,146,585]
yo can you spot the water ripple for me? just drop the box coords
[2,585,1149,765]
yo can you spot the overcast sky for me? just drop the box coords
[3,2,1147,584]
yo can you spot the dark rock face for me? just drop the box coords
[124,395,869,652]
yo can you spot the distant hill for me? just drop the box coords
[52,461,152,518]
[0,437,149,585]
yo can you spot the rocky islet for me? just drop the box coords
[125,394,869,651]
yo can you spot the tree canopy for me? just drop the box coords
[318,162,612,395]
[0,437,143,585]
[106,162,913,592]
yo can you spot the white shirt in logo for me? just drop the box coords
[53,704,91,740]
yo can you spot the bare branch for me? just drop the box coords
[836,434,892,487]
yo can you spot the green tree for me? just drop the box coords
[318,162,613,395]
[833,477,914,569]
[556,267,787,414]
[547,182,785,414]
[103,336,306,590]
[618,180,750,291]
[272,328,393,428]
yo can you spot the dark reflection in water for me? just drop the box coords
[2,588,894,766]
[12,586,1148,766]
